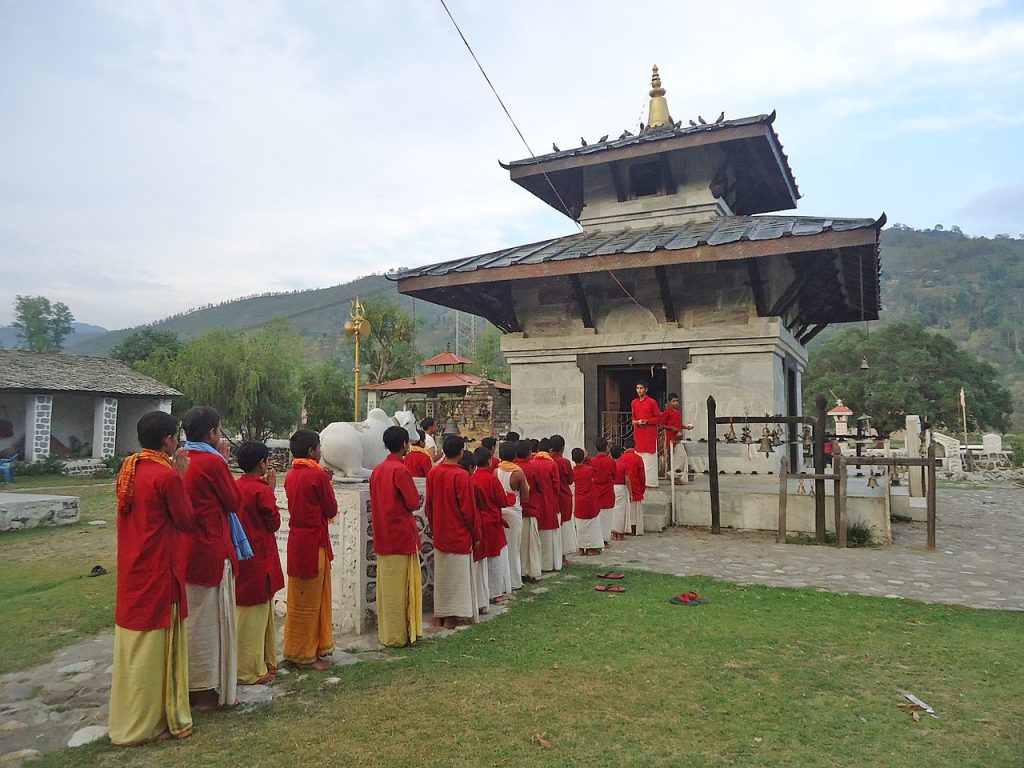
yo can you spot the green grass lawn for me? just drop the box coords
[33,566,1024,768]
[0,477,118,673]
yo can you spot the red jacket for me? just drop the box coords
[590,453,616,510]
[116,459,194,631]
[184,451,241,587]
[662,406,683,442]
[425,462,480,554]
[370,454,422,556]
[404,447,433,479]
[284,463,338,579]
[235,474,285,606]
[621,449,647,502]
[631,396,662,453]
[552,454,574,524]
[572,464,598,519]
[515,458,540,519]
[471,468,512,558]
[531,455,561,531]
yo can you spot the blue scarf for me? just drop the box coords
[185,440,253,561]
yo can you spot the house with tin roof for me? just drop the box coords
[0,350,181,463]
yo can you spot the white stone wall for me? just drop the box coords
[25,395,52,462]
[115,398,166,455]
[49,393,95,456]
[0,493,79,531]
[89,397,118,458]
[508,356,586,448]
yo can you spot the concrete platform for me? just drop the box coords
[0,492,80,532]
[666,474,891,543]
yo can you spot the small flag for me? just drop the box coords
[959,387,966,408]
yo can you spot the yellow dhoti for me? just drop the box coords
[235,601,278,684]
[376,553,423,647]
[108,603,191,746]
[283,547,334,664]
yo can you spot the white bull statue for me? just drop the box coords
[319,408,418,478]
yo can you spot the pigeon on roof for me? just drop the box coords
[552,142,560,152]
[698,115,707,125]
[715,111,725,124]
[580,136,588,146]
[598,134,608,143]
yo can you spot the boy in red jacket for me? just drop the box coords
[182,405,242,710]
[571,447,603,555]
[234,441,284,685]
[283,429,339,669]
[109,411,194,745]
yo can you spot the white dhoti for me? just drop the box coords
[574,516,604,551]
[433,551,476,620]
[520,517,542,581]
[640,451,659,488]
[486,547,511,600]
[611,484,628,533]
[599,505,614,541]
[539,528,562,572]
[185,560,237,707]
[560,519,577,556]
[502,508,523,589]
[629,498,645,535]
[474,557,489,612]
[671,441,689,483]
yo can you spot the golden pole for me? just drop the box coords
[344,297,371,422]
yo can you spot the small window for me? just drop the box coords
[630,161,663,198]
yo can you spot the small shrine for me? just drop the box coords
[828,400,854,436]
[393,66,883,477]
[362,348,511,440]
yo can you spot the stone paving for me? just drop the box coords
[1,485,1021,764]
[593,484,1024,611]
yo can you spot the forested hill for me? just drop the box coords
[66,273,453,360]
[864,226,1024,429]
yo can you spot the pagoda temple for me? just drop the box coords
[393,67,882,468]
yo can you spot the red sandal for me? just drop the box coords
[595,584,626,593]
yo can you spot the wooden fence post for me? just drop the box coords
[836,456,847,548]
[814,394,828,542]
[777,454,788,544]
[926,442,937,551]
[708,396,721,535]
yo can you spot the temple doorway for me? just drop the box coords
[598,364,667,450]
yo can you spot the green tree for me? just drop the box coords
[468,324,509,380]
[361,297,417,384]
[804,323,1013,434]
[170,317,305,440]
[301,360,353,430]
[110,328,183,380]
[12,295,75,351]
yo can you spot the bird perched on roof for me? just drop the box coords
[639,122,645,131]
[619,129,633,139]
[580,136,588,146]
[598,134,608,143]
[688,119,698,127]
[698,115,707,125]
[672,120,682,128]
[715,111,725,124]
[552,142,560,152]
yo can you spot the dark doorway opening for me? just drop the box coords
[598,364,667,449]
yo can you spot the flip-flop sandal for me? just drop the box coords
[595,584,626,593]
[669,592,704,605]
[596,572,625,580]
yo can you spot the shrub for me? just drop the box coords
[12,455,68,477]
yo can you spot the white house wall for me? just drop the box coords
[0,393,27,458]
[50,393,95,455]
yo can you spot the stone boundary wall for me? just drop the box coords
[0,494,80,532]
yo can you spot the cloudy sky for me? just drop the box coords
[2,0,1022,329]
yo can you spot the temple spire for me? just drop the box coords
[645,65,672,130]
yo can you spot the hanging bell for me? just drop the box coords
[724,423,737,443]
[442,417,461,436]
[866,472,879,488]
[741,425,753,444]
[758,427,774,454]
[797,478,806,494]
[860,355,870,371]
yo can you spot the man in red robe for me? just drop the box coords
[571,447,602,555]
[631,381,662,489]
[514,441,542,582]
[589,437,617,545]
[425,435,481,629]
[404,429,433,479]
[182,405,242,709]
[662,392,694,484]
[109,411,194,745]
[471,447,515,604]
[234,441,285,685]
[532,438,562,572]
[620,446,647,536]
[370,425,424,646]
[549,435,576,561]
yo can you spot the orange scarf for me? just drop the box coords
[291,458,328,473]
[410,445,428,454]
[498,460,519,473]
[534,451,553,461]
[116,449,173,515]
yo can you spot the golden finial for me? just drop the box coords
[646,64,672,130]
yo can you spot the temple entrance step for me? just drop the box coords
[644,499,669,532]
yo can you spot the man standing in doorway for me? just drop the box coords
[630,381,661,489]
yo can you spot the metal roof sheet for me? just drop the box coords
[394,215,881,281]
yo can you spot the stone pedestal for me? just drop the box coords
[274,477,433,636]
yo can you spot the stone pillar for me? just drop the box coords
[24,394,53,463]
[91,397,118,459]
[156,399,173,414]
